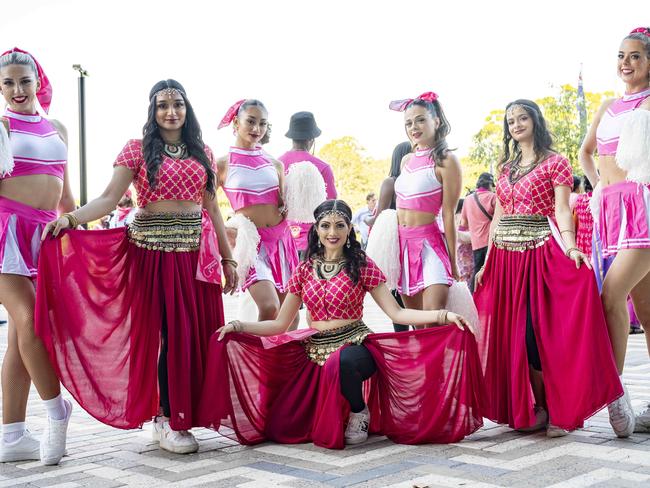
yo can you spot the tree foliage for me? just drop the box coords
[462,84,615,190]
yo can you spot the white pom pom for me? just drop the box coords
[0,123,14,177]
[365,209,401,290]
[617,110,650,184]
[589,182,601,221]
[284,161,327,222]
[225,214,261,286]
[446,281,480,338]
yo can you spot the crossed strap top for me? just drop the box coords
[223,147,280,212]
[287,257,386,321]
[2,109,66,180]
[113,139,215,207]
[394,148,443,215]
[596,87,650,156]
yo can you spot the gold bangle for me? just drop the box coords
[228,320,242,332]
[221,258,238,268]
[565,247,580,258]
[62,212,79,228]
[560,229,576,235]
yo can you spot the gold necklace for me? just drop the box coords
[313,257,346,280]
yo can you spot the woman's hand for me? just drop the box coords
[474,267,485,288]
[222,262,238,295]
[445,311,476,335]
[41,216,72,240]
[217,320,241,341]
[567,248,592,270]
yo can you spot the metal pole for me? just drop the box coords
[72,65,89,206]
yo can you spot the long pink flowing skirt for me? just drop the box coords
[35,228,225,430]
[197,326,485,449]
[474,236,622,430]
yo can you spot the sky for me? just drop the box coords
[1,0,647,199]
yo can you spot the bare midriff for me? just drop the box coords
[310,318,361,332]
[143,200,201,214]
[397,208,438,227]
[0,175,63,210]
[598,156,628,186]
[236,203,283,228]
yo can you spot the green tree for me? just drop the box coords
[318,136,387,211]
[461,109,504,193]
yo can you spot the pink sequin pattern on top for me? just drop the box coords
[496,154,573,216]
[113,139,214,207]
[287,257,386,321]
[574,192,594,255]
[394,149,443,215]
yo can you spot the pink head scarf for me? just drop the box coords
[218,99,246,129]
[1,47,52,114]
[389,92,438,112]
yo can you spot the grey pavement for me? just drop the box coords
[0,295,649,488]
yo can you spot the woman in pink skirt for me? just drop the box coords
[216,100,299,321]
[38,79,236,454]
[474,99,622,437]
[579,27,650,436]
[389,92,461,322]
[199,199,484,448]
[0,48,76,465]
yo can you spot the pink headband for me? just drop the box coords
[389,91,439,112]
[218,99,246,129]
[630,27,650,37]
[1,47,52,114]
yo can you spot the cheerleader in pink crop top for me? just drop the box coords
[38,79,236,456]
[198,199,484,448]
[216,99,299,321]
[578,27,650,436]
[0,48,76,466]
[389,92,459,312]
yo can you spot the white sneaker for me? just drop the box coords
[0,430,40,462]
[40,399,72,465]
[517,406,548,432]
[344,407,369,445]
[152,418,198,454]
[546,424,569,438]
[608,387,635,438]
[634,403,650,433]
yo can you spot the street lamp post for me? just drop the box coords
[72,64,89,206]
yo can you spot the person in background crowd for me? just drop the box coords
[569,175,582,211]
[459,172,496,292]
[352,192,376,249]
[279,111,337,256]
[455,199,473,288]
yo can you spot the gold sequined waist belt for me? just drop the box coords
[305,320,372,366]
[493,214,551,252]
[127,211,202,252]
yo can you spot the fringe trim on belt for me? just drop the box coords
[127,211,202,252]
[493,214,551,252]
[305,319,372,366]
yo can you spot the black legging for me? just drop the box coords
[526,291,542,372]
[339,345,377,412]
[391,290,410,332]
[158,316,171,418]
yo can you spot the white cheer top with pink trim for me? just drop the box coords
[223,147,280,212]
[394,148,443,215]
[3,109,66,180]
[596,87,650,156]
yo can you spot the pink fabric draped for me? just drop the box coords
[473,237,622,430]
[35,228,224,431]
[197,326,484,449]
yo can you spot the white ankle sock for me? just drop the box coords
[2,422,26,443]
[43,394,66,420]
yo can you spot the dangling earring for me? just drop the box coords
[318,240,322,248]
[346,237,351,248]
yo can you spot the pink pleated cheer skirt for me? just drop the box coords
[600,181,650,258]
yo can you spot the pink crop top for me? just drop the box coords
[596,88,650,156]
[496,154,573,217]
[286,257,386,321]
[223,147,281,212]
[2,109,67,180]
[394,148,442,214]
[114,139,215,207]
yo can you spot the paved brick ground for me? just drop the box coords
[0,295,649,488]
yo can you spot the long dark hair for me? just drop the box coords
[497,99,554,174]
[142,79,215,196]
[406,98,453,166]
[389,141,411,178]
[306,200,367,284]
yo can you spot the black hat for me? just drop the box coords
[285,111,322,140]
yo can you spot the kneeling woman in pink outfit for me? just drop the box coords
[199,199,485,448]
[474,100,622,437]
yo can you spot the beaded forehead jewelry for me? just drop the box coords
[152,87,185,99]
[316,200,349,222]
[506,103,528,118]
